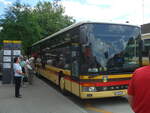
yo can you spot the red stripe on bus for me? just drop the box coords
[64,76,79,84]
[80,80,130,87]
[64,76,130,87]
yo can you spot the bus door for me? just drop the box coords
[71,43,80,96]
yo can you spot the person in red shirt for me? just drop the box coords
[128,65,150,113]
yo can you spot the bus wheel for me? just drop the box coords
[59,77,66,94]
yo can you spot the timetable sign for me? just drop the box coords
[3,50,11,55]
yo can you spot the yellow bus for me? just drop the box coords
[142,33,150,66]
[31,22,141,99]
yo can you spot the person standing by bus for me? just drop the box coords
[13,57,24,98]
[26,57,34,85]
[128,65,150,113]
[19,55,27,87]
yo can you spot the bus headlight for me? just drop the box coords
[115,86,119,89]
[89,87,96,92]
[82,87,97,92]
[125,85,128,89]
[102,86,108,91]
[110,86,114,90]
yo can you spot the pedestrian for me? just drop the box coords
[13,57,24,98]
[26,57,34,85]
[19,55,27,87]
[128,65,150,113]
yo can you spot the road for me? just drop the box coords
[0,76,134,113]
[0,77,86,113]
[67,95,134,113]
[42,77,134,113]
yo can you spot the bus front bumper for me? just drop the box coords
[80,89,127,99]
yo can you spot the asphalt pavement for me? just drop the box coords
[0,77,87,113]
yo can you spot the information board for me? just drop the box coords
[3,56,11,62]
[3,63,11,69]
[3,50,11,55]
[13,50,21,56]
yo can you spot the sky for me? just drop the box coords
[0,0,150,25]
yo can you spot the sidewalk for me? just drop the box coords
[0,77,87,113]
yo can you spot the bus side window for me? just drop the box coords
[71,44,80,78]
[80,25,88,44]
[71,51,79,78]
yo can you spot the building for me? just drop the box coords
[141,23,150,66]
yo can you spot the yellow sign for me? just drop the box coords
[3,40,21,44]
[12,40,21,44]
[3,40,13,43]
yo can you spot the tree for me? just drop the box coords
[0,1,75,53]
[0,2,42,51]
[33,1,75,38]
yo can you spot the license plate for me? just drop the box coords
[114,91,124,96]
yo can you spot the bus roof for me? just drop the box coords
[32,21,140,47]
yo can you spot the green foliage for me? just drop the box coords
[33,1,75,38]
[0,1,75,53]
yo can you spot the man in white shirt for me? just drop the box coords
[13,57,24,98]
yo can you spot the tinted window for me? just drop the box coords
[80,23,141,74]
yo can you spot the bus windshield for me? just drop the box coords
[80,23,141,74]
